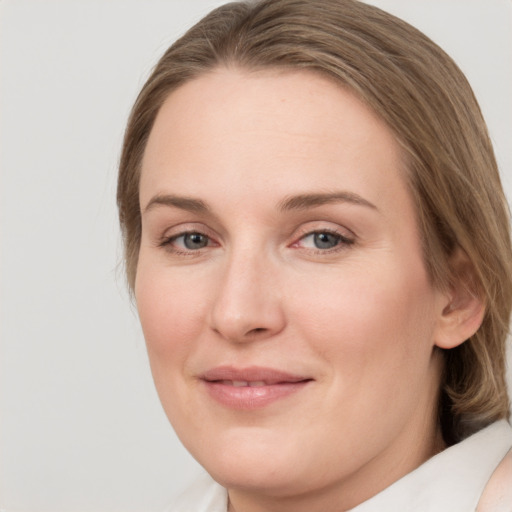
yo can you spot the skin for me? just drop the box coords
[136,69,481,512]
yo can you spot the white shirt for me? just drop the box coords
[166,420,512,512]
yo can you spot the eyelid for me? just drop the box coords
[158,222,216,241]
[292,221,355,242]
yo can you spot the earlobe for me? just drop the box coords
[434,249,486,350]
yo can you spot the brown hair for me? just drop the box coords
[118,0,512,443]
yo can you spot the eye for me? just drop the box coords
[160,231,215,252]
[296,230,354,251]
[179,232,210,250]
[308,232,341,249]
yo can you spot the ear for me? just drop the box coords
[434,249,486,350]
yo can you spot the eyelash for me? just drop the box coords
[158,231,217,256]
[292,228,355,253]
[158,228,355,256]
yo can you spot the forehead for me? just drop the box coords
[140,68,409,216]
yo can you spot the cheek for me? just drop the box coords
[289,263,439,449]
[135,262,209,368]
[291,260,437,376]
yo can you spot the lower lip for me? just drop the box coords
[202,380,311,410]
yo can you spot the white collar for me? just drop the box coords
[348,420,512,512]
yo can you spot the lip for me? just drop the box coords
[200,366,313,410]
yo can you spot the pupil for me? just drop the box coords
[314,232,339,249]
[184,233,207,249]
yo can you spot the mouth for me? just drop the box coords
[200,366,313,410]
[218,380,276,387]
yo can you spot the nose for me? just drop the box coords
[209,250,286,343]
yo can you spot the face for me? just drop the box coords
[136,69,448,507]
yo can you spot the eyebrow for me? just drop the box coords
[143,194,209,214]
[143,190,378,215]
[278,191,378,212]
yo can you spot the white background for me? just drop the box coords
[1,1,511,511]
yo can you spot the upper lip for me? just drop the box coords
[201,366,312,385]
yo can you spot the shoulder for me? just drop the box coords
[477,448,512,512]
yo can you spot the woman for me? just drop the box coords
[117,0,512,510]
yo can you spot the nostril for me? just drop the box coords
[247,327,267,336]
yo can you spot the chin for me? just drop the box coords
[209,460,310,498]
[188,427,313,494]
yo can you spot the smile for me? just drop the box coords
[200,366,313,410]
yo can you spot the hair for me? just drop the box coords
[118,0,512,443]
